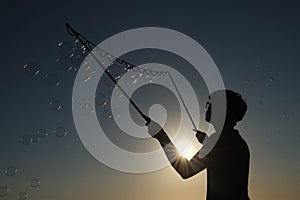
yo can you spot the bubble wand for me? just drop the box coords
[65,23,198,131]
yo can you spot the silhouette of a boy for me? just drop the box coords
[147,90,250,200]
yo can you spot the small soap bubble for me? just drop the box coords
[49,100,61,111]
[99,49,106,57]
[112,109,120,118]
[18,192,28,200]
[80,102,95,115]
[83,76,91,83]
[32,135,40,144]
[4,165,17,176]
[56,57,73,71]
[0,186,9,197]
[19,135,32,145]
[131,79,138,85]
[54,127,67,137]
[256,101,264,111]
[269,77,275,82]
[23,63,40,76]
[58,41,73,57]
[45,73,60,86]
[30,178,40,188]
[281,113,287,118]
[107,54,115,62]
[70,43,84,59]
[38,129,48,138]
[132,67,138,72]
[151,71,158,76]
[101,110,112,119]
[104,76,114,89]
[289,113,295,120]
[255,61,261,71]
[95,93,106,106]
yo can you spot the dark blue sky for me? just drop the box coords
[0,1,299,199]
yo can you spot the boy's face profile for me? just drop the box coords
[205,99,212,123]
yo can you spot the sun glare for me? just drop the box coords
[176,138,202,161]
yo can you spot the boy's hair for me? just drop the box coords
[210,90,247,123]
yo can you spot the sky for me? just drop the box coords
[0,0,299,200]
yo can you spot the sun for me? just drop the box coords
[176,138,202,161]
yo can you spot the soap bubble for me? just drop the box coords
[30,178,40,188]
[104,76,115,89]
[45,73,60,86]
[38,129,48,138]
[255,61,261,70]
[80,102,95,115]
[57,41,85,71]
[32,135,40,144]
[4,165,17,176]
[56,57,73,71]
[73,39,87,56]
[0,186,9,197]
[19,135,32,145]
[95,93,107,106]
[18,192,28,200]
[49,100,61,111]
[281,113,288,118]
[54,127,67,137]
[58,41,73,57]
[269,77,275,82]
[101,110,112,119]
[131,79,138,85]
[111,109,120,118]
[23,62,40,76]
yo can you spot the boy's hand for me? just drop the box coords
[195,130,207,144]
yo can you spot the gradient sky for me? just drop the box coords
[0,0,299,200]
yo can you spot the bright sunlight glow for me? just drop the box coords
[176,138,202,161]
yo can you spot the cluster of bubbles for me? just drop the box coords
[19,127,68,145]
[1,166,40,199]
[70,40,169,121]
[4,165,18,176]
[19,129,48,145]
[22,39,89,90]
[23,63,61,87]
[246,61,300,143]
[18,192,29,200]
[56,40,87,72]
[245,61,277,113]
[19,37,173,199]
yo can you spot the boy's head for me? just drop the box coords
[205,90,247,126]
